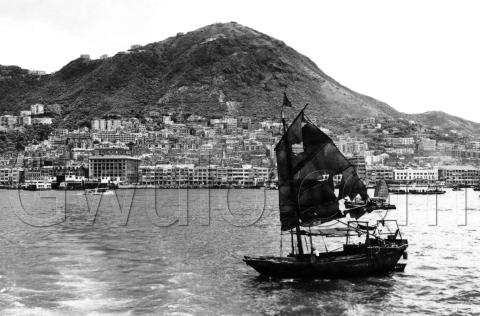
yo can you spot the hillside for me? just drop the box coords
[408,111,480,136]
[0,22,478,136]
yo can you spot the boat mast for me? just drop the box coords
[281,94,304,255]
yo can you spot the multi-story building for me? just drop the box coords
[438,166,480,186]
[393,168,438,182]
[335,137,369,157]
[418,138,436,152]
[437,142,454,153]
[91,119,122,131]
[364,152,389,166]
[106,119,121,131]
[32,117,53,125]
[451,150,480,161]
[366,166,394,183]
[94,131,140,144]
[88,155,141,184]
[386,147,415,155]
[0,115,24,129]
[384,137,415,146]
[31,104,45,115]
[91,119,106,131]
[139,164,270,187]
[0,168,23,186]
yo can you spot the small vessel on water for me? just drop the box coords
[84,187,114,195]
[388,183,446,195]
[408,184,446,195]
[244,95,408,279]
[452,185,463,191]
[369,180,396,209]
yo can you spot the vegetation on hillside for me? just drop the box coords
[0,124,53,153]
[0,23,478,137]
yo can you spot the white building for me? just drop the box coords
[32,117,53,125]
[139,164,270,187]
[31,104,45,115]
[393,168,438,182]
[385,137,415,146]
[386,147,415,155]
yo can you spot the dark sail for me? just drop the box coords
[374,180,389,199]
[339,166,369,201]
[275,111,368,230]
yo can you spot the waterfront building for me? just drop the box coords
[366,166,394,183]
[0,168,23,186]
[88,155,141,184]
[393,168,438,182]
[438,165,480,186]
[139,164,270,187]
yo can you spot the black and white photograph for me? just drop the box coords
[0,0,479,315]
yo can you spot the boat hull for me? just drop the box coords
[244,244,407,279]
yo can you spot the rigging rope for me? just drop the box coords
[279,230,283,257]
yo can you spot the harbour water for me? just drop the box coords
[1,188,480,315]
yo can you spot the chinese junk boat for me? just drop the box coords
[244,96,408,279]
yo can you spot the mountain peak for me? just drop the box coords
[0,23,479,136]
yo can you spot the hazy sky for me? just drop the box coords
[1,0,479,122]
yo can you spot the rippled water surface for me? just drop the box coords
[1,188,480,315]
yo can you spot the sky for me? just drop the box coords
[0,0,479,122]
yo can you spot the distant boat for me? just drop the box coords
[452,185,463,191]
[409,188,446,195]
[373,180,389,200]
[84,187,114,195]
[23,181,52,191]
[369,180,396,209]
[409,189,446,195]
[388,183,446,195]
[265,183,278,190]
[244,96,408,279]
[389,188,407,194]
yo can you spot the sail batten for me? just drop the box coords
[276,111,369,231]
[374,180,389,200]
